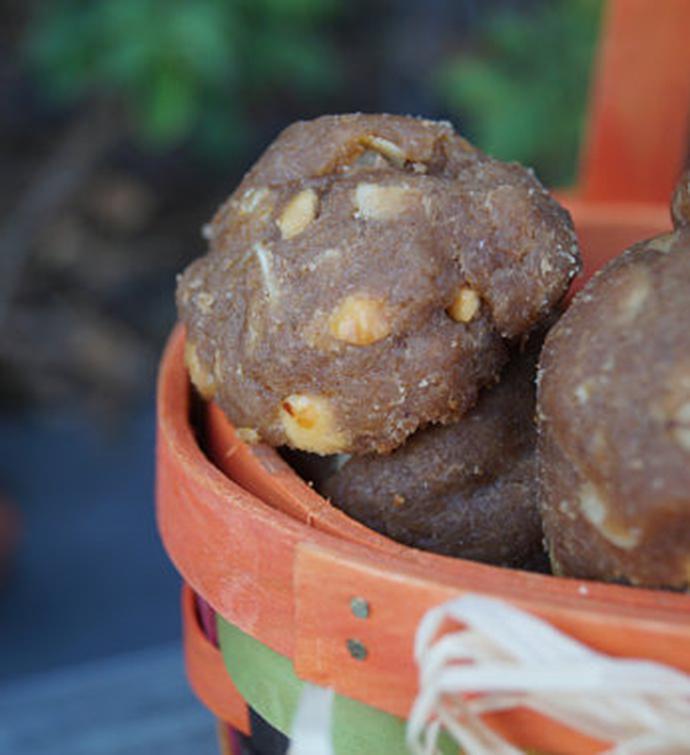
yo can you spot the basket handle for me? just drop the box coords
[579,0,690,203]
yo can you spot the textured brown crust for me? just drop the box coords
[177,114,579,454]
[320,345,542,567]
[537,229,690,589]
[672,168,690,228]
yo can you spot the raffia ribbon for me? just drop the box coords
[407,595,690,755]
[289,683,335,755]
[288,595,690,754]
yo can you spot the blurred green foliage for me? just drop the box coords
[25,0,342,158]
[437,0,602,186]
[25,0,602,181]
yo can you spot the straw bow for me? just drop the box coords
[407,595,690,755]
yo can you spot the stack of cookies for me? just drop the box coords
[177,114,690,590]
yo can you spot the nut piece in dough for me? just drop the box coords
[359,135,406,167]
[328,295,391,345]
[277,189,318,239]
[447,286,480,323]
[354,183,418,220]
[184,341,216,400]
[236,427,261,445]
[280,394,347,454]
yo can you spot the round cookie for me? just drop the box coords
[178,113,579,455]
[320,345,542,567]
[537,229,690,589]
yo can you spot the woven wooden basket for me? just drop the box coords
[156,2,690,752]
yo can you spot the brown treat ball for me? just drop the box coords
[320,343,542,567]
[177,114,579,455]
[672,168,690,228]
[537,229,690,590]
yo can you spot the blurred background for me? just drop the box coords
[0,0,601,752]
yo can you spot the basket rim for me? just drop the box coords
[157,197,690,734]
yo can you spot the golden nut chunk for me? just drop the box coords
[359,135,407,167]
[276,188,319,239]
[236,427,261,445]
[578,482,640,549]
[447,286,481,323]
[328,295,392,345]
[280,394,347,454]
[615,269,651,323]
[184,341,216,400]
[353,149,388,170]
[354,183,419,220]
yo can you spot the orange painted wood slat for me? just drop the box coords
[157,324,690,754]
[156,328,301,659]
[181,584,250,734]
[294,547,614,755]
[205,402,405,554]
[558,196,671,294]
[293,542,690,724]
[580,0,690,203]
